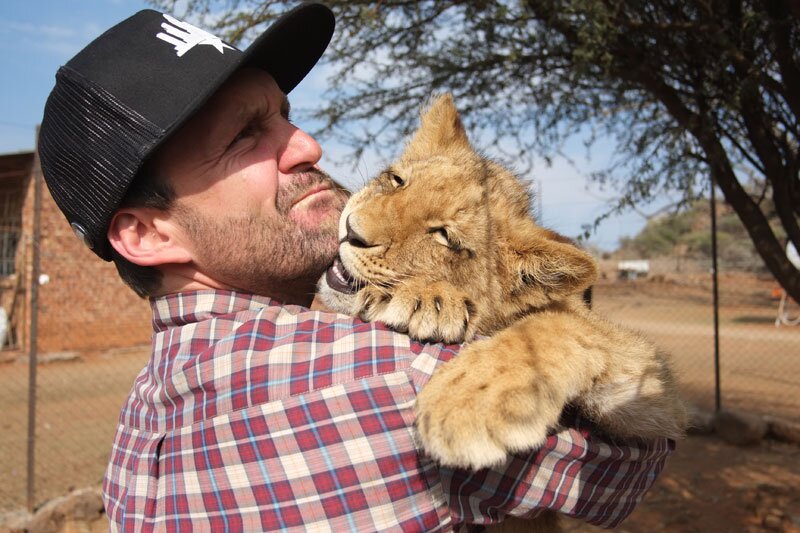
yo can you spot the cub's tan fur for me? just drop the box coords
[319,94,686,529]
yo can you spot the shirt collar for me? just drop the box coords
[150,289,278,332]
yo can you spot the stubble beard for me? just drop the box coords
[176,169,348,300]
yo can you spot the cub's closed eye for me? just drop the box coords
[428,227,471,255]
[428,227,450,247]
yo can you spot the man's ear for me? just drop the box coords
[108,208,192,266]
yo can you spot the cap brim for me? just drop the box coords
[243,3,335,94]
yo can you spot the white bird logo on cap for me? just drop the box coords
[156,14,234,57]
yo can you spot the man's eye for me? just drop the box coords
[229,125,255,148]
[230,131,246,146]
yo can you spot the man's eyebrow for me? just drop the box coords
[281,96,291,119]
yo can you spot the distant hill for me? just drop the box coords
[613,200,781,272]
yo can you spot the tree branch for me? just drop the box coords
[635,71,800,301]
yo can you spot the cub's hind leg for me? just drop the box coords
[571,315,687,441]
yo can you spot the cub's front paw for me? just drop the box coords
[361,280,476,343]
[415,340,560,470]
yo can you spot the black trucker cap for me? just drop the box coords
[38,3,334,261]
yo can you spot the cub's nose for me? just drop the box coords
[345,215,372,248]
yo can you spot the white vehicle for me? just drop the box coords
[617,260,650,280]
[775,242,800,327]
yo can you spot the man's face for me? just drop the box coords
[153,68,347,298]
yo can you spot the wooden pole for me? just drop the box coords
[26,130,43,511]
[710,177,721,412]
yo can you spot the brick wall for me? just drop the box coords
[17,156,151,354]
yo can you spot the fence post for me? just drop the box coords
[710,177,721,413]
[26,131,43,511]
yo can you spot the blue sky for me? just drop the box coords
[0,1,150,152]
[0,0,652,251]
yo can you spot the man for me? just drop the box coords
[38,4,673,532]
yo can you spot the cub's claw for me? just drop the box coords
[361,280,475,343]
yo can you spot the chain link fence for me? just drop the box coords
[1,154,152,514]
[0,161,798,515]
[593,256,799,424]
[0,345,149,514]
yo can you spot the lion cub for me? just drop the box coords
[318,94,686,473]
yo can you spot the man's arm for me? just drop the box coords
[408,343,674,528]
[441,413,673,528]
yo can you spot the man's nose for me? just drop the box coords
[278,125,323,174]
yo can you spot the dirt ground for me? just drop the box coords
[593,274,800,423]
[1,275,798,531]
[0,346,149,512]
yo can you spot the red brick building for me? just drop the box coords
[0,150,150,356]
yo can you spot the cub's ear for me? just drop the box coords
[516,228,598,302]
[405,93,471,157]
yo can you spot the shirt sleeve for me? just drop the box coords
[408,341,674,529]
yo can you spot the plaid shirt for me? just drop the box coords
[103,290,673,532]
